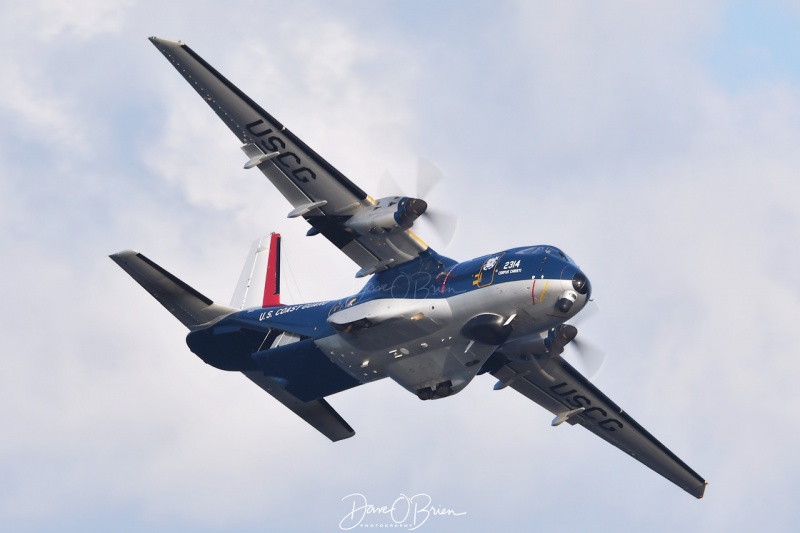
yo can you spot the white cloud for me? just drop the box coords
[2,0,133,42]
[0,51,89,155]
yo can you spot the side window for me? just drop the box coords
[271,331,302,349]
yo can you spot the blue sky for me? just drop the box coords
[2,1,800,531]
[706,1,800,88]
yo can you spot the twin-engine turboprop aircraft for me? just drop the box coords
[111,37,707,499]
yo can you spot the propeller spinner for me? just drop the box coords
[377,157,459,247]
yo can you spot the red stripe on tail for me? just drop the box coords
[262,233,281,307]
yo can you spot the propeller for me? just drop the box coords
[415,157,444,198]
[565,300,607,380]
[570,337,606,381]
[377,157,459,248]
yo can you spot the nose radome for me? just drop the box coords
[559,264,578,290]
[572,270,590,295]
[558,265,592,312]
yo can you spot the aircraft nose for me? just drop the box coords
[571,270,591,299]
[557,265,591,312]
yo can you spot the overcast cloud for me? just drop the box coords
[2,1,799,531]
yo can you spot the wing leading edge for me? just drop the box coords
[491,355,707,498]
[149,37,428,275]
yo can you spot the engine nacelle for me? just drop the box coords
[496,324,578,361]
[345,196,427,235]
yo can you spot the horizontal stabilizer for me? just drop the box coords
[110,250,236,329]
[243,371,355,442]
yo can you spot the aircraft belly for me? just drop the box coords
[319,279,550,396]
[383,333,496,395]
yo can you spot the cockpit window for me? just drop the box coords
[519,246,544,255]
[518,245,575,264]
[548,246,574,264]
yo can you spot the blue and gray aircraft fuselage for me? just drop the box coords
[188,245,590,402]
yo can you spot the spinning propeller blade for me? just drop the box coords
[376,157,459,248]
[416,157,444,198]
[571,337,607,381]
[566,300,606,380]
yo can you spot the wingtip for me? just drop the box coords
[148,36,183,47]
[690,479,708,499]
[698,479,709,499]
[109,249,139,261]
[329,430,356,442]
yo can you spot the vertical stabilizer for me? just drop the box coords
[231,233,281,309]
[263,233,281,307]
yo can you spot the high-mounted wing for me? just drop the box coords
[149,37,428,277]
[490,354,707,498]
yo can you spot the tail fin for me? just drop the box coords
[230,233,282,310]
[263,233,281,307]
[110,250,236,329]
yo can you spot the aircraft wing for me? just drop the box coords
[149,37,428,276]
[490,354,707,498]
